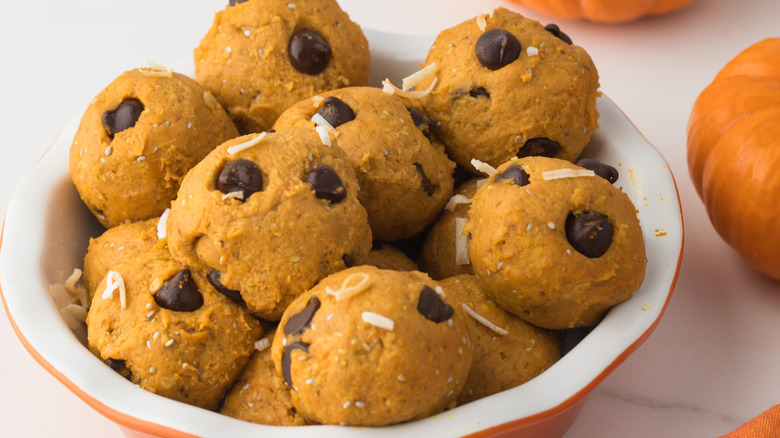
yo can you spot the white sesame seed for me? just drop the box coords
[146,340,151,348]
[282,337,288,346]
[149,367,157,373]
[548,222,556,230]
[226,46,232,53]
[248,403,254,408]
[244,30,251,37]
[343,401,351,409]
[355,401,366,408]
[258,49,265,57]
[147,310,156,318]
[165,339,174,347]
[306,378,314,385]
[327,313,334,321]
[153,331,160,340]
[146,303,152,309]
[105,146,112,156]
[187,122,192,129]
[435,368,440,376]
[137,156,146,162]
[288,3,296,9]
[397,375,405,381]
[527,224,533,231]
[446,390,453,397]
[100,157,106,163]
[243,383,250,390]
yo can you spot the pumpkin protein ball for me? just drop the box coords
[465,157,646,330]
[85,239,262,410]
[439,274,560,405]
[271,266,473,426]
[194,0,370,134]
[166,127,372,321]
[417,8,600,172]
[69,67,239,228]
[220,332,309,426]
[274,86,456,241]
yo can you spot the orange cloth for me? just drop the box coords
[722,405,780,438]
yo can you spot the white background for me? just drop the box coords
[1,0,780,436]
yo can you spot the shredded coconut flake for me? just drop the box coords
[542,168,596,180]
[361,312,394,331]
[527,46,539,57]
[401,62,438,92]
[227,131,267,155]
[65,304,88,323]
[312,113,337,146]
[462,303,508,335]
[142,55,173,78]
[254,338,271,352]
[102,270,126,308]
[325,272,372,301]
[471,159,497,176]
[445,194,472,211]
[222,191,245,201]
[381,77,437,99]
[455,217,470,266]
[315,124,332,147]
[157,208,170,240]
[311,95,324,108]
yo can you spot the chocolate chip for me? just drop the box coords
[576,158,619,184]
[228,0,248,5]
[414,162,435,196]
[469,87,490,98]
[217,159,263,200]
[307,165,346,203]
[517,138,560,158]
[288,30,332,75]
[207,270,243,303]
[497,164,530,187]
[154,269,204,312]
[284,297,321,336]
[316,96,355,128]
[408,108,434,139]
[475,29,521,71]
[417,285,453,323]
[282,342,310,387]
[565,212,613,258]
[102,98,144,139]
[342,254,354,268]
[106,358,126,372]
[267,128,276,133]
[544,23,573,45]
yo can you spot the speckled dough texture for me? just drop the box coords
[421,178,480,279]
[85,238,262,410]
[83,218,162,301]
[274,86,455,241]
[194,0,370,134]
[271,266,472,426]
[465,157,646,329]
[220,332,309,426]
[418,8,600,172]
[69,68,239,228]
[439,274,560,405]
[166,127,372,321]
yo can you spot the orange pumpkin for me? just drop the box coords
[687,38,780,279]
[507,0,696,23]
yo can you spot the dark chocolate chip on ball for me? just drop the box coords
[565,211,614,258]
[282,342,310,387]
[497,164,530,187]
[414,162,436,196]
[307,165,346,203]
[284,297,321,336]
[154,269,204,312]
[288,30,332,75]
[207,270,243,303]
[475,29,521,70]
[342,254,354,268]
[106,358,126,373]
[576,158,619,184]
[316,96,355,128]
[217,159,263,200]
[469,87,490,98]
[517,137,560,158]
[544,23,573,45]
[102,98,144,139]
[417,285,453,323]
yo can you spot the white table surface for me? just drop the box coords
[1,0,779,437]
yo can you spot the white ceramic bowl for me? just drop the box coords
[0,29,683,438]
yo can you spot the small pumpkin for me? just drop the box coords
[507,0,696,23]
[687,38,780,279]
